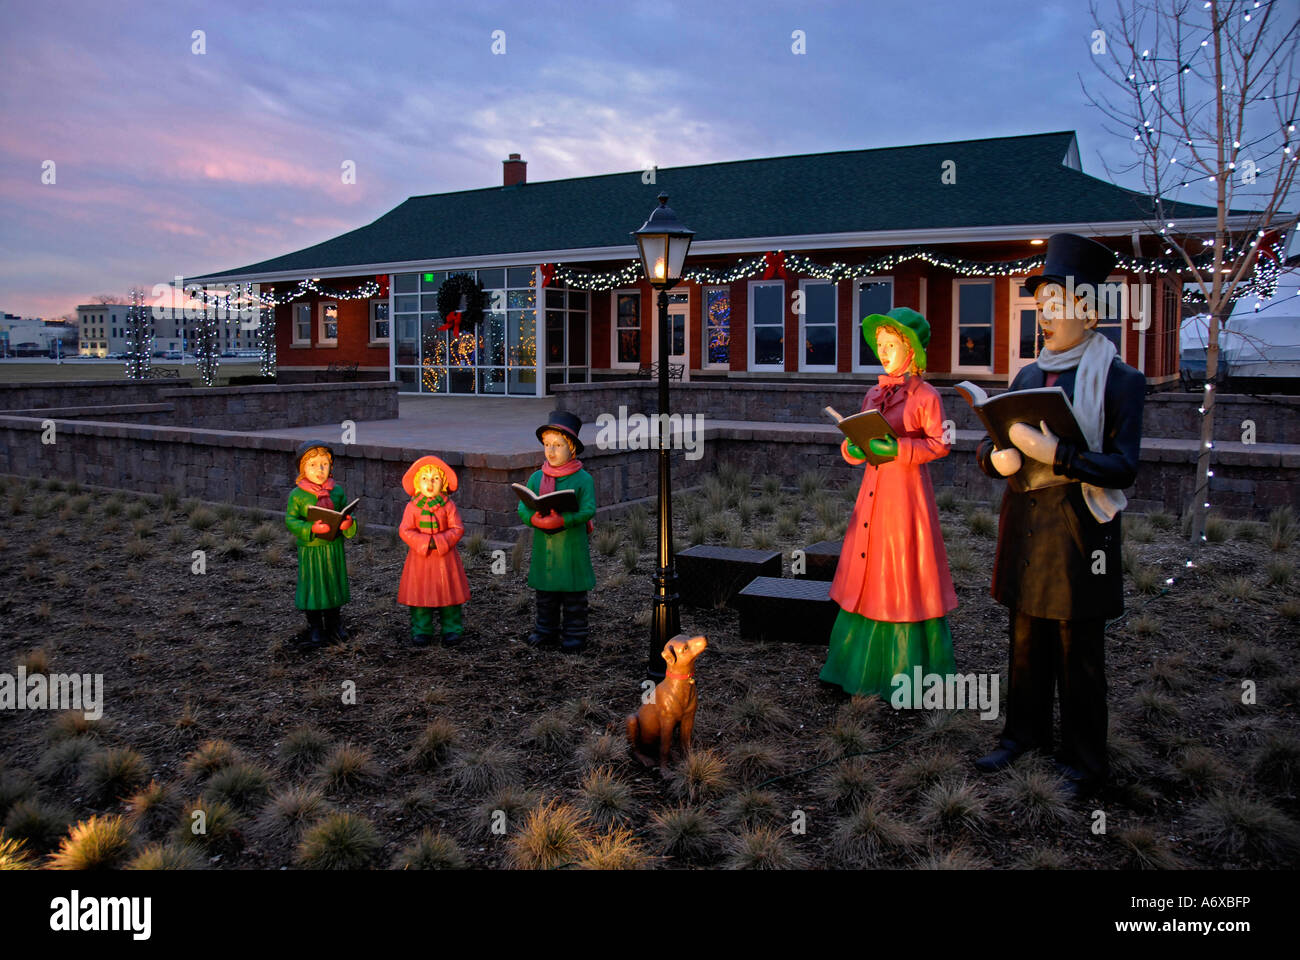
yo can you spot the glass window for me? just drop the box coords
[394,295,419,313]
[1093,280,1127,356]
[750,281,784,367]
[507,266,534,288]
[319,303,338,344]
[370,300,389,341]
[704,287,730,366]
[393,273,418,294]
[616,292,641,365]
[508,310,536,369]
[855,279,893,367]
[957,281,993,368]
[477,268,505,290]
[293,303,311,344]
[568,310,587,365]
[546,310,565,365]
[802,281,836,368]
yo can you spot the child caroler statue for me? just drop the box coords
[973,233,1144,799]
[821,307,958,698]
[285,440,357,649]
[517,410,596,653]
[397,455,470,647]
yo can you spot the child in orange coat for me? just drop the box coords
[398,455,470,647]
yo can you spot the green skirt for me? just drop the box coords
[295,540,350,610]
[819,608,955,698]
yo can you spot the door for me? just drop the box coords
[651,292,690,381]
[1008,279,1040,382]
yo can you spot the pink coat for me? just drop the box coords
[828,375,958,622]
[397,498,471,608]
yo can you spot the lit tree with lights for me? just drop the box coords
[1085,0,1298,545]
[122,286,152,379]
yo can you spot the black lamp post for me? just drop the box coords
[632,193,695,681]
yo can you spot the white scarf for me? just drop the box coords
[1036,330,1127,523]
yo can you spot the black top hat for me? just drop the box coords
[1025,233,1118,296]
[536,410,584,456]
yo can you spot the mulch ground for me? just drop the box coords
[1,467,1297,870]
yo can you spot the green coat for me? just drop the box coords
[285,484,357,610]
[517,468,596,593]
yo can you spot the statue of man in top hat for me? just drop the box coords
[973,233,1145,799]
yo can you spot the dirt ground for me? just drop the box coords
[1,466,1297,870]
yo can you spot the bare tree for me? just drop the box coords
[89,293,125,305]
[1084,0,1298,544]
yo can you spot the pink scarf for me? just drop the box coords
[540,459,594,533]
[296,477,335,508]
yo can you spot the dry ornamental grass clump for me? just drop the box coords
[507,800,590,870]
[315,744,380,794]
[668,749,732,804]
[831,798,920,867]
[173,797,243,854]
[3,798,75,853]
[79,748,149,804]
[296,812,381,870]
[407,718,458,771]
[124,780,179,838]
[203,762,274,814]
[183,739,242,780]
[648,805,720,863]
[48,815,136,870]
[127,842,206,870]
[1186,791,1300,862]
[578,766,638,829]
[1114,825,1187,870]
[393,829,466,870]
[470,785,538,839]
[723,824,809,870]
[577,827,651,870]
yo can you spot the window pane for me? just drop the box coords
[958,326,991,367]
[508,289,533,310]
[618,328,640,364]
[569,290,587,310]
[804,283,835,325]
[477,268,504,290]
[545,289,565,309]
[568,367,589,384]
[958,282,993,326]
[752,284,784,325]
[394,273,418,294]
[394,367,418,392]
[483,312,505,366]
[755,326,783,366]
[670,314,685,355]
[508,366,535,394]
[449,368,475,394]
[448,331,477,368]
[322,304,338,340]
[1099,325,1122,351]
[706,288,730,365]
[422,313,445,366]
[1018,308,1037,357]
[805,326,836,366]
[394,295,419,313]
[568,312,587,365]
[420,293,440,312]
[478,367,506,394]
[421,272,446,290]
[857,280,892,366]
[507,266,534,288]
[396,315,417,364]
[617,293,640,325]
[508,310,535,368]
[546,311,564,365]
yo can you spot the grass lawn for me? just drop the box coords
[0,467,1297,870]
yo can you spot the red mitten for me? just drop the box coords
[530,511,564,531]
[311,520,330,535]
[339,516,353,532]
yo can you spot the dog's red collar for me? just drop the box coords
[665,671,695,682]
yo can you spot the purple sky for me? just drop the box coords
[0,0,1279,319]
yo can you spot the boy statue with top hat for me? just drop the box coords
[518,410,597,653]
[972,233,1145,798]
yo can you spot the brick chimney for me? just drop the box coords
[503,153,526,187]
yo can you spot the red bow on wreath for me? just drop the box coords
[437,311,464,339]
[539,263,556,288]
[762,250,787,280]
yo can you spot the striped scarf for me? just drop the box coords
[416,494,445,533]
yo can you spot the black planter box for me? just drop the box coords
[675,545,783,608]
[735,576,839,643]
[794,540,842,581]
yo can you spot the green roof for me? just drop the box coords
[194,131,1221,281]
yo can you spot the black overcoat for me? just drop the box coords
[975,356,1145,620]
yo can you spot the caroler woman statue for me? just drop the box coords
[820,307,958,698]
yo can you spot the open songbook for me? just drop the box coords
[306,497,360,541]
[955,381,1088,492]
[824,406,897,466]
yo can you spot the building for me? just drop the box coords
[76,303,256,357]
[0,316,78,356]
[192,132,1259,395]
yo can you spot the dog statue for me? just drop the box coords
[627,634,708,771]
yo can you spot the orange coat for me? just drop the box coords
[828,375,958,622]
[397,498,470,608]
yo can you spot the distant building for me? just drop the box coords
[0,316,78,356]
[76,303,254,357]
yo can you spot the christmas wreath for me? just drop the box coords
[436,273,486,338]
